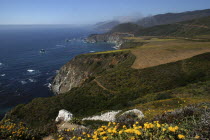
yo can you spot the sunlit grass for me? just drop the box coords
[86,49,130,55]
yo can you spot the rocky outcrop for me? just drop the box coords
[55,109,73,122]
[86,32,134,49]
[82,111,121,122]
[121,109,144,119]
[82,109,144,122]
[52,52,132,94]
[51,55,90,94]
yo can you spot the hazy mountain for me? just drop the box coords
[110,22,142,33]
[136,9,210,27]
[135,16,210,37]
[94,20,120,31]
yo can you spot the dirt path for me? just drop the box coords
[93,79,115,93]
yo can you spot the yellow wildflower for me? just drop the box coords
[178,134,185,139]
[134,130,141,135]
[168,126,176,132]
[174,126,179,130]
[99,131,106,136]
[123,125,127,129]
[102,136,108,140]
[157,123,161,128]
[195,135,200,139]
[97,128,104,132]
[119,130,123,134]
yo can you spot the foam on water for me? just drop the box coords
[0,74,5,77]
[27,69,35,73]
[28,78,36,83]
[56,45,66,47]
[20,80,27,85]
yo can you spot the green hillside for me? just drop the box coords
[110,22,142,33]
[5,51,210,134]
[136,9,210,27]
[135,16,210,37]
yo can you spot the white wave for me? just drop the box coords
[56,45,66,47]
[89,51,95,53]
[0,63,2,66]
[28,78,36,82]
[0,74,5,77]
[112,43,121,50]
[43,83,52,89]
[20,80,27,85]
[48,83,52,88]
[27,69,35,73]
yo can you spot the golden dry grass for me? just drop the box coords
[130,38,210,69]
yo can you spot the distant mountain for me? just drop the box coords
[94,20,120,31]
[135,16,210,37]
[136,9,210,27]
[110,22,142,33]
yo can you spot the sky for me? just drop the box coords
[0,0,210,25]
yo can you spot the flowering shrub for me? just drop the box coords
[0,119,36,140]
[154,103,210,139]
[58,121,188,140]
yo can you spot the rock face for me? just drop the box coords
[121,109,144,119]
[52,52,131,94]
[86,32,134,49]
[51,55,90,94]
[55,109,73,122]
[82,111,121,122]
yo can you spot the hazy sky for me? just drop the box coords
[0,0,210,25]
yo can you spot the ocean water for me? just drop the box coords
[0,25,115,119]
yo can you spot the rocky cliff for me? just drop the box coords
[86,32,134,49]
[52,51,132,94]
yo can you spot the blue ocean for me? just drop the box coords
[0,25,115,119]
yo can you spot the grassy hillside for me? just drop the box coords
[2,9,210,140]
[135,16,210,37]
[5,51,210,131]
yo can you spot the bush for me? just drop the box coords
[0,119,41,140]
[154,103,210,139]
[69,118,83,125]
[62,121,188,140]
[116,112,142,127]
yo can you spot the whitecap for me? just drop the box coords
[56,45,66,47]
[90,51,95,53]
[0,63,2,66]
[28,78,36,82]
[47,83,52,88]
[1,74,5,77]
[20,80,27,85]
[27,69,35,73]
